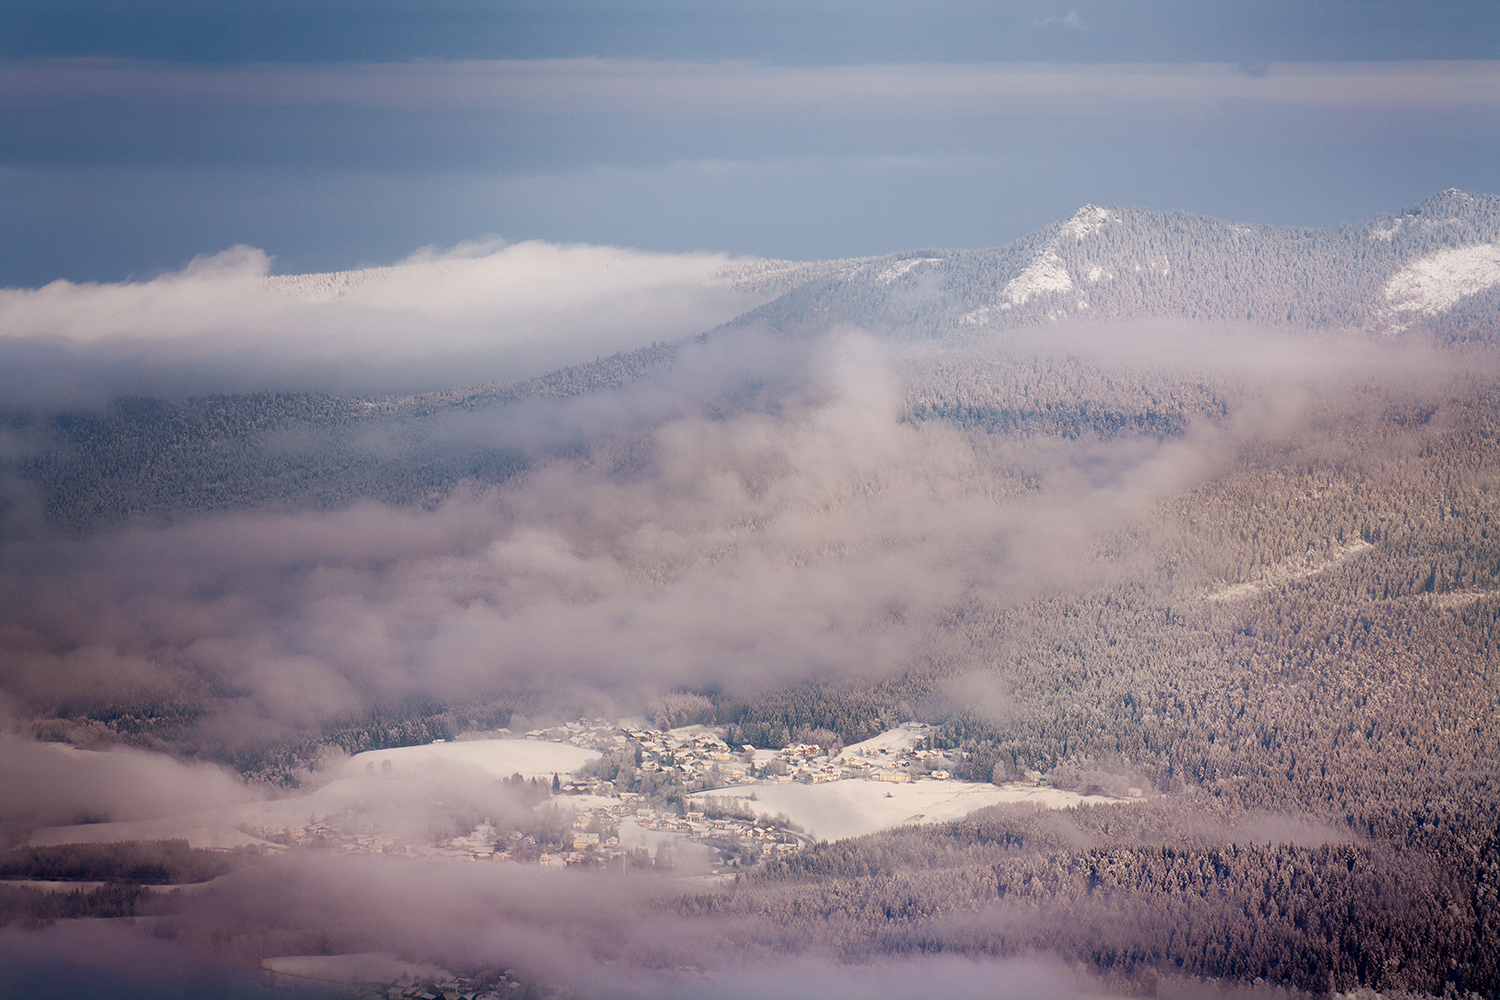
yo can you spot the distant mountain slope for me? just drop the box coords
[0,344,682,531]
[728,188,1500,341]
[4,191,1498,532]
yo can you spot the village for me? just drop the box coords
[246,719,1003,872]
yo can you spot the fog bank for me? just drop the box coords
[0,240,781,406]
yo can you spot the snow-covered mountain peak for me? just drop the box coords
[1060,205,1113,243]
[711,189,1500,345]
[998,206,1115,308]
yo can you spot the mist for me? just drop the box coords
[1,859,1090,1000]
[0,324,1279,751]
[1,309,1470,755]
[0,239,783,406]
[0,736,264,835]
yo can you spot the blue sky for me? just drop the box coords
[2,0,1498,285]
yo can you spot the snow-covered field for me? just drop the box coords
[837,725,928,762]
[24,732,1122,852]
[695,779,1128,842]
[342,739,599,781]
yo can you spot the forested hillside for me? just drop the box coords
[671,359,1500,996]
[675,799,1499,997]
[0,343,678,532]
[730,188,1500,341]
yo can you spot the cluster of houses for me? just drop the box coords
[437,796,805,870]
[247,720,981,869]
[262,969,528,1000]
[428,720,972,868]
[531,718,960,791]
[628,804,807,858]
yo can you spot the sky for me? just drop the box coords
[1,0,1498,286]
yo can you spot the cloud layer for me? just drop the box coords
[0,852,1087,1000]
[5,56,1495,288]
[7,59,1498,127]
[0,239,776,403]
[0,736,261,831]
[5,318,1446,756]
[0,327,1234,745]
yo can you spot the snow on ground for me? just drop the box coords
[614,819,717,872]
[1003,250,1072,306]
[1059,205,1113,242]
[1384,244,1500,316]
[873,258,943,285]
[1205,539,1374,603]
[695,780,1127,843]
[342,739,599,781]
[1000,206,1118,307]
[1429,589,1500,609]
[837,723,929,762]
[746,747,781,768]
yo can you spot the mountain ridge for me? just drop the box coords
[723,188,1500,341]
[5,190,1498,533]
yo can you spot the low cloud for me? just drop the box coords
[0,845,1087,998]
[0,736,261,830]
[1,323,1460,753]
[0,330,1246,751]
[1226,813,1354,847]
[157,851,1086,998]
[0,239,775,404]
